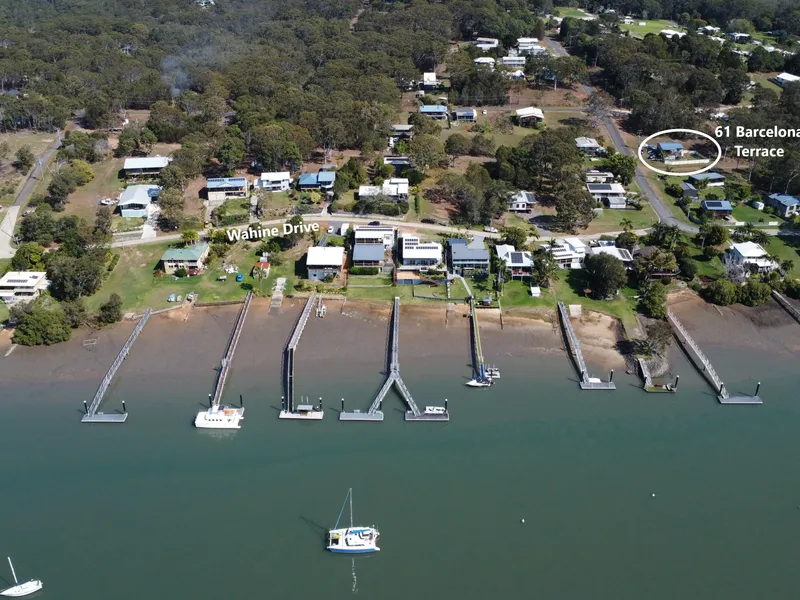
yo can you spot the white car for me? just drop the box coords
[99,198,115,206]
[484,226,498,233]
[327,226,334,233]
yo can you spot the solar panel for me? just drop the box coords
[590,184,612,190]
[705,201,722,208]
[510,252,523,264]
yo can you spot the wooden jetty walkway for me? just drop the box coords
[468,299,485,377]
[82,309,152,423]
[269,277,287,314]
[341,297,446,422]
[667,308,761,404]
[282,293,316,413]
[556,302,616,390]
[771,290,800,325]
[210,291,253,408]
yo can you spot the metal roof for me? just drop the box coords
[353,244,386,261]
[306,246,345,267]
[298,173,318,185]
[657,142,683,151]
[701,200,732,210]
[420,105,448,113]
[768,193,800,207]
[119,184,160,206]
[161,243,209,261]
[690,172,725,181]
[450,238,489,261]
[207,177,247,189]
[317,172,336,183]
[124,156,171,170]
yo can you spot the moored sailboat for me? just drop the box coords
[327,488,379,554]
[1,558,42,597]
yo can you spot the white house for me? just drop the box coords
[358,179,409,203]
[475,37,499,51]
[422,72,438,88]
[206,177,248,202]
[256,172,291,191]
[0,271,49,304]
[547,238,586,269]
[474,57,496,70]
[698,25,721,35]
[660,29,686,38]
[587,183,627,208]
[516,37,539,52]
[515,107,544,125]
[775,72,800,87]
[766,193,800,218]
[585,170,615,183]
[501,56,527,68]
[354,226,396,247]
[118,184,160,218]
[496,244,534,279]
[452,108,477,123]
[589,242,633,267]
[399,235,443,270]
[724,242,778,274]
[306,247,345,281]
[576,136,603,155]
[509,190,536,212]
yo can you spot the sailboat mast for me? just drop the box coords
[349,487,354,528]
[7,557,18,584]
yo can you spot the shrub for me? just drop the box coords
[107,254,121,272]
[349,266,379,275]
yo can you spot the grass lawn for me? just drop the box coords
[439,118,537,149]
[553,272,639,331]
[585,205,657,234]
[0,131,56,157]
[331,190,356,212]
[346,284,420,303]
[0,302,7,324]
[619,20,679,38]
[258,191,292,217]
[555,6,592,18]
[749,72,782,94]
[650,175,694,225]
[686,246,725,280]
[348,275,393,285]
[221,197,250,216]
[500,279,555,308]
[766,236,800,278]
[545,111,590,129]
[731,204,783,225]
[111,216,145,232]
[64,157,125,221]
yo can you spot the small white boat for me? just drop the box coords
[423,406,446,415]
[194,404,244,429]
[327,488,379,554]
[1,558,42,597]
[466,378,492,387]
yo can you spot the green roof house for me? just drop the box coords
[160,243,210,274]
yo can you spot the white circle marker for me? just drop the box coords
[636,128,723,177]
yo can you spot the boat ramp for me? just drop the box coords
[667,308,762,404]
[280,293,324,419]
[340,297,448,422]
[81,309,152,423]
[208,291,252,408]
[556,302,616,390]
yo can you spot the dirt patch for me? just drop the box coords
[572,310,627,370]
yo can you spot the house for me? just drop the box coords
[689,172,725,187]
[496,244,534,279]
[352,244,386,268]
[473,57,496,70]
[118,184,160,218]
[515,107,544,126]
[587,183,627,209]
[252,261,271,279]
[422,72,438,88]
[766,193,800,218]
[475,37,499,51]
[123,156,171,180]
[389,124,414,143]
[698,25,721,35]
[256,172,291,192]
[501,56,527,68]
[547,238,586,269]
[383,155,412,168]
[585,170,614,183]
[354,226,396,247]
[449,238,490,273]
[589,242,634,267]
[657,141,683,159]
[660,29,686,38]
[399,235,443,270]
[507,69,527,80]
[728,32,750,43]
[681,182,699,199]
[509,190,536,212]
[700,199,733,218]
[0,271,49,304]
[160,243,210,275]
[576,136,603,155]
[452,108,477,123]
[775,72,800,87]
[724,242,778,274]
[306,246,345,281]
[358,178,409,203]
[419,105,449,121]
[206,177,248,202]
[516,37,539,52]
[622,16,634,24]
[298,171,336,192]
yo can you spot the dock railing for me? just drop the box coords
[557,302,615,390]
[211,291,253,407]
[283,293,317,412]
[771,290,800,325]
[667,308,728,400]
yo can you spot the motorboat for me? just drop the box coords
[194,404,244,429]
[327,488,379,554]
[466,378,492,387]
[1,558,42,597]
[423,406,446,415]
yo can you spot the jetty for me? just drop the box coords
[341,297,448,422]
[82,309,152,423]
[637,357,677,393]
[281,294,323,418]
[771,290,800,325]
[556,302,616,390]
[269,277,287,314]
[468,298,485,377]
[667,308,761,404]
[210,291,253,408]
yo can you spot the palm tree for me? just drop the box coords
[780,259,795,276]
[750,229,770,246]
[734,222,755,242]
[620,217,633,232]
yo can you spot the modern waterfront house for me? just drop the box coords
[255,172,292,191]
[500,56,527,68]
[473,57,496,70]
[495,244,533,279]
[724,242,778,274]
[354,226,396,247]
[766,193,800,218]
[352,244,386,268]
[0,271,49,304]
[358,179,410,203]
[399,235,443,270]
[547,238,586,269]
[585,170,615,183]
[588,242,634,268]
[474,37,499,51]
[298,171,336,192]
[118,184,160,218]
[306,246,345,281]
[160,243,210,275]
[206,177,248,202]
[449,238,490,274]
[123,156,171,180]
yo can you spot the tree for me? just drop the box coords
[750,229,770,246]
[500,226,528,249]
[677,255,698,280]
[15,146,35,173]
[11,242,46,271]
[94,206,113,238]
[737,281,771,306]
[215,137,245,174]
[699,223,729,247]
[285,214,306,247]
[61,298,89,328]
[158,165,187,190]
[554,185,596,233]
[12,305,71,346]
[182,230,199,245]
[534,244,559,288]
[650,223,681,250]
[470,134,494,157]
[616,230,637,250]
[638,281,668,319]
[605,153,637,185]
[98,293,123,325]
[409,134,447,172]
[644,320,673,355]
[46,253,105,301]
[705,279,739,305]
[444,133,471,160]
[585,253,627,299]
[158,188,185,231]
[620,217,633,232]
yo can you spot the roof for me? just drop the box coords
[207,177,247,189]
[587,183,625,194]
[161,243,209,262]
[353,244,386,262]
[450,238,489,261]
[657,142,683,151]
[0,271,47,287]
[317,171,336,184]
[590,246,633,262]
[690,172,725,181]
[777,72,800,82]
[401,235,442,260]
[511,190,535,204]
[299,173,318,185]
[454,108,477,116]
[423,72,437,84]
[119,184,160,207]
[701,200,733,210]
[420,105,448,114]
[562,237,586,250]
[390,124,413,132]
[473,57,496,64]
[517,37,539,44]
[124,156,171,170]
[680,182,697,191]
[731,241,768,258]
[306,246,345,267]
[575,136,601,148]
[496,244,533,267]
[516,107,544,119]
[768,193,800,207]
[260,171,291,181]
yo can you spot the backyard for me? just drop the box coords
[619,19,680,38]
[766,236,800,278]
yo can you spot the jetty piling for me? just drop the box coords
[82,309,152,423]
[667,308,761,404]
[556,302,616,390]
[209,292,253,409]
[281,294,317,416]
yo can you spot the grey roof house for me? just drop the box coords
[449,238,490,273]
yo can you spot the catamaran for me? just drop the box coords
[194,404,244,429]
[1,558,42,597]
[466,365,493,387]
[327,488,379,554]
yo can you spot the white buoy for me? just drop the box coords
[521,518,525,523]
[652,493,656,497]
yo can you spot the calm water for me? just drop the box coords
[1,317,799,599]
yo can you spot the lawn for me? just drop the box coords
[220,197,250,216]
[545,111,590,129]
[686,246,726,279]
[0,131,57,157]
[111,216,146,232]
[257,191,293,217]
[555,6,592,18]
[749,72,782,94]
[766,236,800,278]
[331,190,356,213]
[553,272,639,331]
[731,204,783,225]
[64,157,125,221]
[585,205,658,234]
[439,121,536,149]
[500,279,555,308]
[348,275,393,285]
[619,19,680,38]
[650,175,694,225]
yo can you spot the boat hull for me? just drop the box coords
[278,410,323,420]
[1,581,43,597]
[465,380,491,387]
[327,547,379,554]
[327,527,380,554]
[194,406,244,429]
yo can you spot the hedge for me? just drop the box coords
[349,266,379,275]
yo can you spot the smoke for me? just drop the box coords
[161,56,191,98]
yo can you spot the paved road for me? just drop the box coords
[0,131,63,259]
[547,38,698,234]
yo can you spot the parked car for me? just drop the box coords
[369,221,381,226]
[437,220,448,226]
[176,295,182,302]
[168,293,176,302]
[327,226,334,233]
[217,275,227,281]
[421,218,436,224]
[99,198,115,206]
[484,226,498,233]
[236,273,244,282]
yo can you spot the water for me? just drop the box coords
[1,312,799,599]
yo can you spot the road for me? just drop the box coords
[0,131,63,259]
[547,38,698,234]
